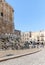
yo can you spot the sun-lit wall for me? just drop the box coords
[0,0,14,34]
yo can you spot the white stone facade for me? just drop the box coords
[21,30,45,43]
[21,32,30,43]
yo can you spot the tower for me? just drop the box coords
[0,0,14,34]
[0,0,5,2]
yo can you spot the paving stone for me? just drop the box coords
[0,48,45,65]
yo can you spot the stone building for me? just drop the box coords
[21,32,31,43]
[21,30,45,43]
[31,30,45,43]
[0,0,14,34]
[14,30,21,40]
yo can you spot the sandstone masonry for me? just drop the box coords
[0,0,14,34]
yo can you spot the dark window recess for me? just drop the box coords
[1,12,3,16]
[30,32,32,37]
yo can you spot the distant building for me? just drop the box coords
[14,30,21,39]
[31,30,45,43]
[21,32,32,43]
[21,30,45,43]
[0,0,14,34]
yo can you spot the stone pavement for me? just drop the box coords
[0,48,40,58]
[0,48,44,65]
[0,48,41,62]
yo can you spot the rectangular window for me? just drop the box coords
[1,12,3,16]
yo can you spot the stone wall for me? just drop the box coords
[0,0,14,34]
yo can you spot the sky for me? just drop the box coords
[6,0,45,32]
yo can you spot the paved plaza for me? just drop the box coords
[0,48,45,65]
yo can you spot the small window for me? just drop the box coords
[1,12,3,16]
[30,32,32,37]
